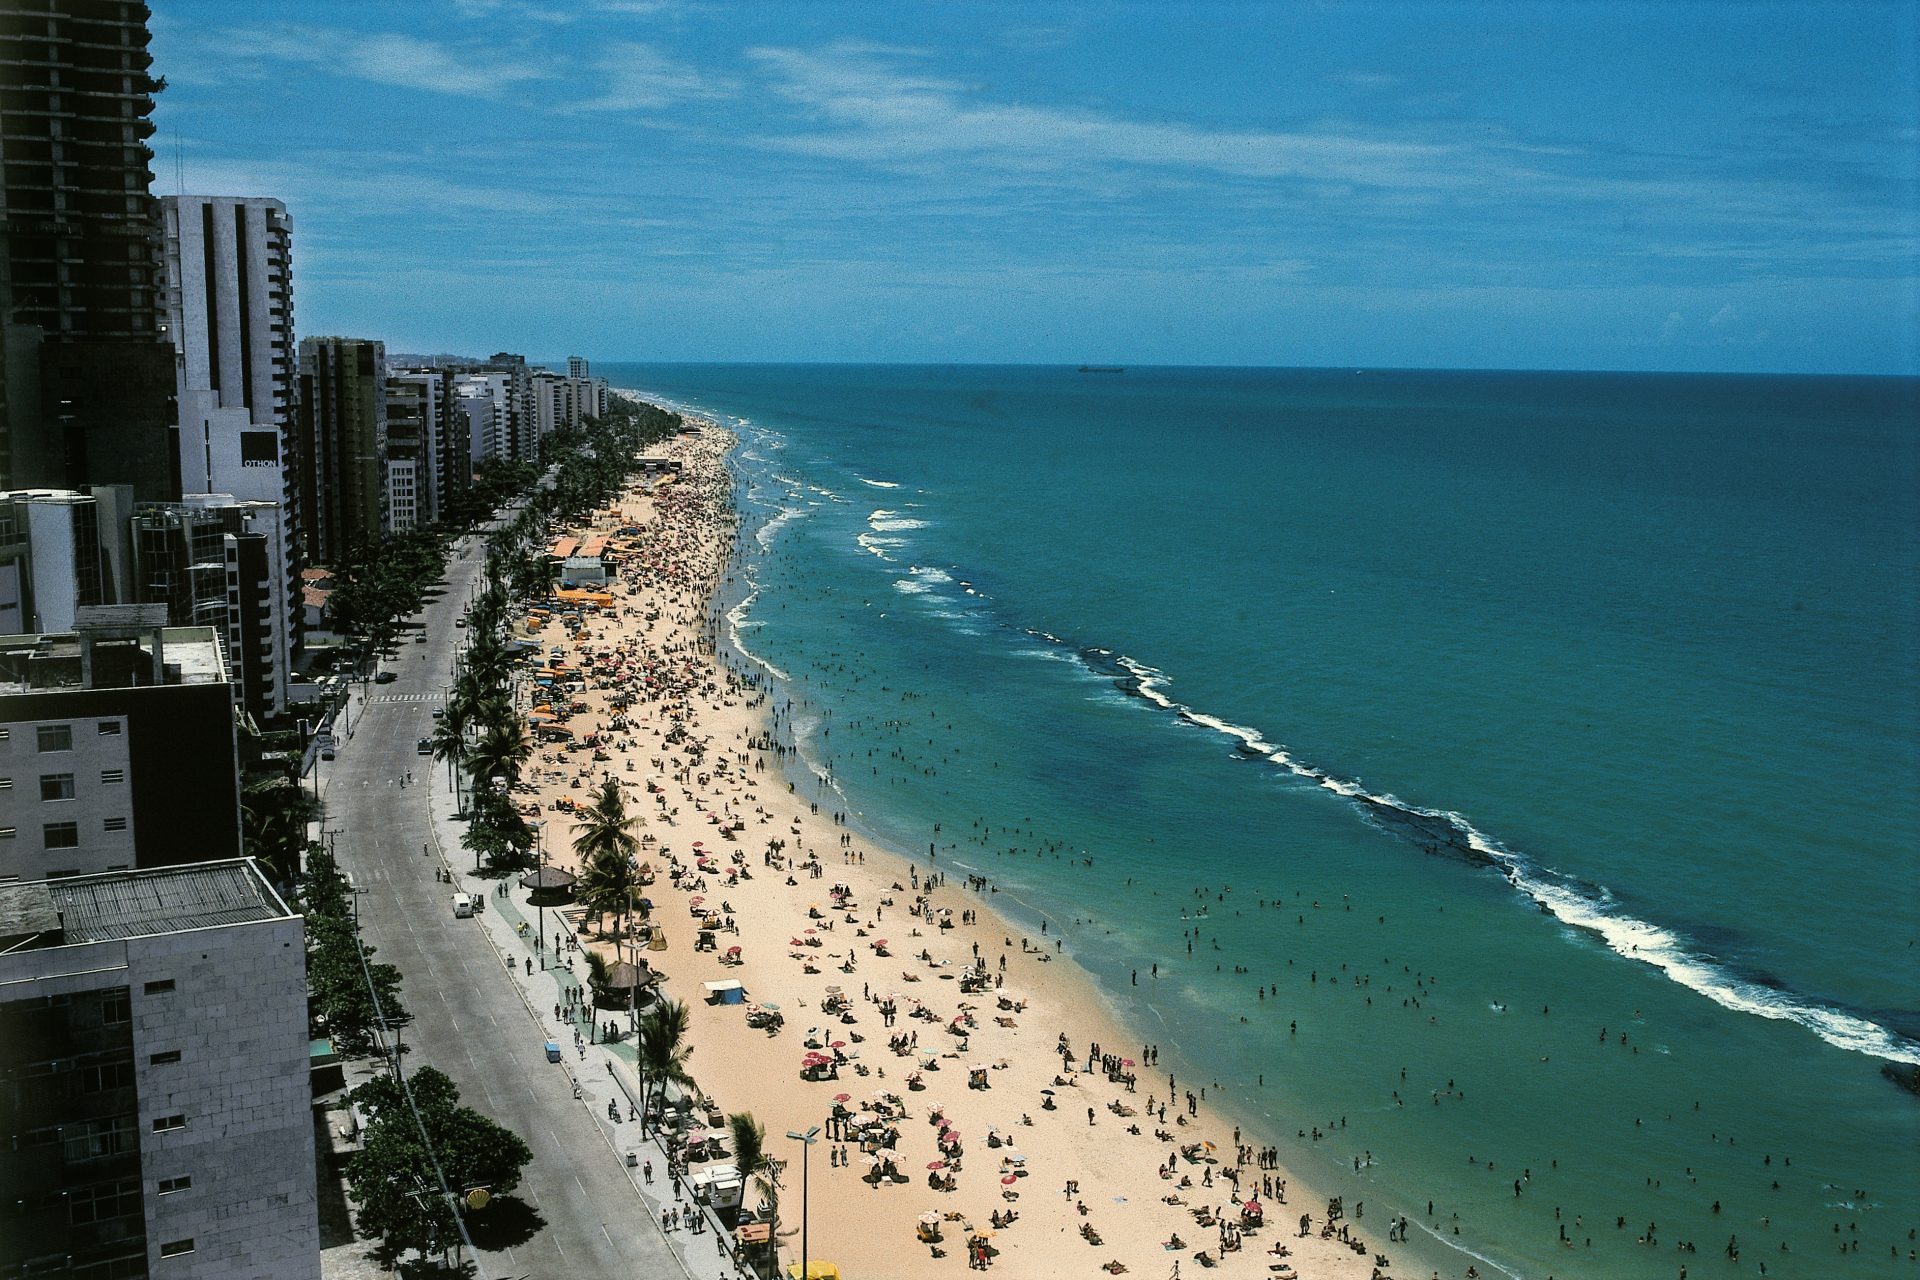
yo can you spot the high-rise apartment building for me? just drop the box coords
[294,337,385,567]
[158,196,300,707]
[0,0,176,500]
[159,197,296,514]
[566,354,588,380]
[481,351,534,460]
[130,496,292,722]
[0,606,242,881]
[0,485,141,633]
[0,859,318,1279]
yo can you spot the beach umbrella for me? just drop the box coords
[862,1153,881,1166]
[926,1161,944,1171]
[830,1040,846,1049]
[833,1093,852,1103]
[920,1211,941,1225]
[1039,1089,1055,1096]
[1000,1175,1018,1186]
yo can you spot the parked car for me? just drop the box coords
[320,747,335,761]
[416,737,432,755]
[375,671,397,684]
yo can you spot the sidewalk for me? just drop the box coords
[423,761,751,1280]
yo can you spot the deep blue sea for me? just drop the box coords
[601,363,1920,1278]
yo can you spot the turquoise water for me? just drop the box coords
[605,363,1920,1278]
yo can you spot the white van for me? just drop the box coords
[451,893,476,918]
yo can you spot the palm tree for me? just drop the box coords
[466,721,532,790]
[429,720,468,813]
[728,1110,777,1238]
[634,998,693,1135]
[582,950,612,1008]
[573,776,641,865]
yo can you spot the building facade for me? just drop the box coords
[0,859,318,1280]
[0,0,176,500]
[0,607,241,882]
[294,337,385,567]
[130,497,292,722]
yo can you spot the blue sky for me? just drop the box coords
[152,1,1917,373]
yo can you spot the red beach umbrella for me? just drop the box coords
[926,1160,944,1171]
[1000,1175,1018,1186]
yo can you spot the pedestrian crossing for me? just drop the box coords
[375,693,442,703]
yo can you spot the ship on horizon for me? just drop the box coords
[1077,364,1125,373]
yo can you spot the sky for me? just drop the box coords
[152,1,1918,373]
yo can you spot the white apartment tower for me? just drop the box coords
[160,197,295,511]
[160,198,300,710]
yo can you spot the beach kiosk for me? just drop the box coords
[703,979,746,1006]
[784,1264,841,1280]
[690,1164,744,1210]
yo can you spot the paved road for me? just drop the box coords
[316,524,701,1280]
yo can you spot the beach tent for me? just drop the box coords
[703,979,747,1005]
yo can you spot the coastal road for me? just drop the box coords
[317,522,680,1280]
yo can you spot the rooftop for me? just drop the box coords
[0,613,227,694]
[0,860,292,951]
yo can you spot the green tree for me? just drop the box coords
[345,1066,533,1264]
[299,849,407,1054]
[241,777,320,888]
[466,721,532,790]
[729,1109,778,1232]
[460,786,533,874]
[634,998,694,1134]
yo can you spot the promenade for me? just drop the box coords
[315,518,743,1280]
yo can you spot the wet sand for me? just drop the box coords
[515,419,1412,1279]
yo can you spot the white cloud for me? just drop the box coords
[558,42,734,113]
[742,45,1486,192]
[217,26,550,99]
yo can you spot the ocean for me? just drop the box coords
[600,362,1920,1278]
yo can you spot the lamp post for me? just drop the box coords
[529,818,546,967]
[483,776,506,874]
[784,1125,821,1280]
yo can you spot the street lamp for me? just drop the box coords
[529,818,546,968]
[784,1125,821,1280]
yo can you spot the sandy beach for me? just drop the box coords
[509,418,1413,1280]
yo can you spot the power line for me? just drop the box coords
[346,872,479,1262]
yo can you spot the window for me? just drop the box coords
[151,1114,186,1132]
[149,1049,182,1065]
[63,1116,136,1162]
[143,979,175,995]
[157,1175,192,1194]
[101,768,124,784]
[76,1060,135,1093]
[40,773,75,801]
[159,1239,194,1258]
[103,816,127,832]
[43,821,79,849]
[68,1179,142,1225]
[100,990,130,1025]
[37,724,73,752]
[97,720,122,736]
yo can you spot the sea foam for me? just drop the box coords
[1069,643,1920,1066]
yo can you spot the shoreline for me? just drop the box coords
[512,409,1447,1280]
